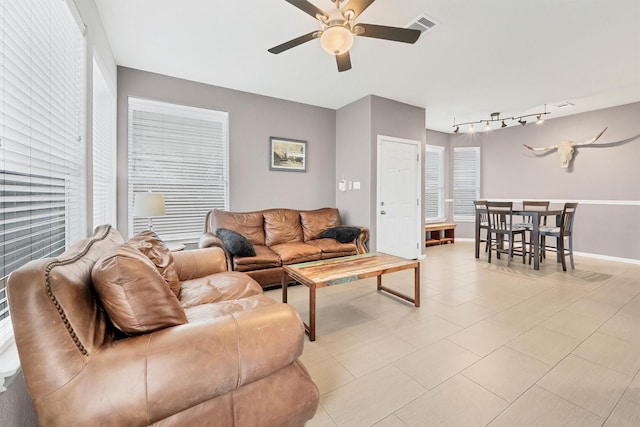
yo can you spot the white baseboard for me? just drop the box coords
[451,238,640,265]
[573,251,640,265]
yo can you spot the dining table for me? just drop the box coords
[475,205,563,270]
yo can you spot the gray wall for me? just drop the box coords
[449,101,640,261]
[117,67,337,239]
[336,95,426,251]
[335,97,371,229]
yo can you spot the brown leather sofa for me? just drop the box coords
[199,207,370,288]
[7,225,319,427]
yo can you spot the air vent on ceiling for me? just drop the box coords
[555,101,575,109]
[407,14,439,39]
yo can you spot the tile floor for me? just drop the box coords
[264,242,640,427]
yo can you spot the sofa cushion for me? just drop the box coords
[300,208,342,241]
[128,230,181,297]
[233,245,282,272]
[320,226,361,243]
[263,209,304,246]
[91,243,187,335]
[306,239,358,259]
[270,242,322,265]
[207,209,266,246]
[215,228,256,257]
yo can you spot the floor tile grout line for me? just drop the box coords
[535,381,609,423]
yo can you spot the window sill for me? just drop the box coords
[0,342,20,393]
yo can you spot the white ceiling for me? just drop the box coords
[94,0,640,133]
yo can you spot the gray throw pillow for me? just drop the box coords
[320,226,361,243]
[215,228,256,257]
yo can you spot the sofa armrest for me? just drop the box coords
[198,232,233,271]
[354,226,370,254]
[172,246,229,280]
[37,303,305,426]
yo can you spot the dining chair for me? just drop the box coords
[536,202,578,271]
[516,200,550,263]
[486,201,527,266]
[474,200,489,254]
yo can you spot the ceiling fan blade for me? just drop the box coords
[343,0,375,19]
[354,23,421,44]
[268,32,318,54]
[285,0,327,20]
[336,52,352,72]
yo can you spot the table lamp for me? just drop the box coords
[133,192,165,230]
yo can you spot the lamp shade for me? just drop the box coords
[320,26,353,55]
[133,192,165,217]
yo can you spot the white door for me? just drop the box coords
[376,135,422,259]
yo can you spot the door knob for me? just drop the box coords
[381,210,387,215]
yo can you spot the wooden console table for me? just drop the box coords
[425,223,456,246]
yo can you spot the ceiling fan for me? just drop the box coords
[268,0,421,72]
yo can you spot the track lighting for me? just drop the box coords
[451,105,550,134]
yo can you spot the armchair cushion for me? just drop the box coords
[91,243,187,335]
[215,228,256,257]
[179,271,263,309]
[128,230,181,297]
[320,226,361,243]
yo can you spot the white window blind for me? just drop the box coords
[425,145,445,222]
[0,0,86,351]
[127,98,229,242]
[453,147,480,221]
[92,57,116,228]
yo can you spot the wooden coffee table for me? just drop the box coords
[281,252,420,341]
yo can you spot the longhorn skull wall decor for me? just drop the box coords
[523,127,608,168]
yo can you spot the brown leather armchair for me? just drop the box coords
[8,225,318,426]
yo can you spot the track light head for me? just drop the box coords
[454,126,459,134]
[501,120,507,128]
[518,119,527,126]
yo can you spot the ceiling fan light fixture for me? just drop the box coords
[320,25,354,55]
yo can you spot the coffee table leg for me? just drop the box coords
[414,263,421,307]
[377,275,382,290]
[309,284,316,341]
[282,270,288,303]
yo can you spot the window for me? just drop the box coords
[92,57,117,228]
[127,98,229,242]
[425,145,445,222]
[453,147,480,221]
[0,0,86,351]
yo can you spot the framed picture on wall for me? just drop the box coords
[269,137,307,172]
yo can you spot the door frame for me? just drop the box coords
[376,135,422,259]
